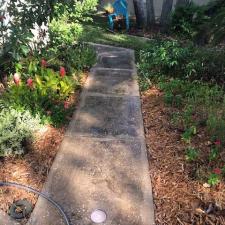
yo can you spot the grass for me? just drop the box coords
[80,15,151,56]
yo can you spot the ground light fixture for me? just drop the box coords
[91,209,107,223]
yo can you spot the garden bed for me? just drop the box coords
[0,74,87,223]
[141,87,225,225]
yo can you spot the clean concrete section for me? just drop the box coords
[28,43,155,225]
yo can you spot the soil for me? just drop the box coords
[0,73,87,224]
[141,86,225,225]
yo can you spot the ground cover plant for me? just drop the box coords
[0,0,97,155]
[138,38,225,183]
[0,0,97,218]
[0,42,95,157]
[141,87,225,224]
[138,38,225,224]
[138,1,225,219]
[138,39,225,85]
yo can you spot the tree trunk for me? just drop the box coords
[146,0,155,30]
[160,0,173,32]
[133,0,146,29]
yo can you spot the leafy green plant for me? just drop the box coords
[15,43,96,80]
[0,0,97,85]
[14,57,40,80]
[0,108,41,156]
[195,0,225,45]
[182,105,195,128]
[56,43,96,73]
[0,0,56,82]
[35,68,76,100]
[170,2,207,39]
[170,0,225,45]
[209,147,219,161]
[222,166,225,174]
[138,40,225,85]
[159,79,192,107]
[2,68,76,126]
[49,18,83,46]
[207,113,225,144]
[208,173,220,186]
[185,146,199,161]
[182,126,197,144]
[49,0,97,47]
[138,40,191,81]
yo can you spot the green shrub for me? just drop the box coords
[49,0,98,47]
[171,2,205,39]
[138,40,195,83]
[2,68,76,126]
[138,40,225,85]
[194,0,225,45]
[0,108,41,156]
[56,43,96,73]
[159,79,192,107]
[170,0,225,45]
[0,0,97,83]
[16,43,96,79]
[49,19,83,46]
[185,146,199,161]
[208,173,220,186]
[193,48,225,83]
[207,113,225,143]
[157,78,225,142]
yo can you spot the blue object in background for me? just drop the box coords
[108,0,129,31]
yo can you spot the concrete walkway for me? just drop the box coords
[28,44,155,225]
[0,210,20,225]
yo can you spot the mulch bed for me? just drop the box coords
[141,87,225,225]
[0,73,87,223]
[0,126,65,224]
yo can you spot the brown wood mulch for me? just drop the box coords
[0,73,87,223]
[0,127,67,225]
[0,126,65,212]
[141,86,225,225]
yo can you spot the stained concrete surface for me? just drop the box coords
[68,95,143,138]
[87,68,139,96]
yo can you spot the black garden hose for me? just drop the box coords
[0,181,70,225]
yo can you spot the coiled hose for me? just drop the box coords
[0,181,70,225]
